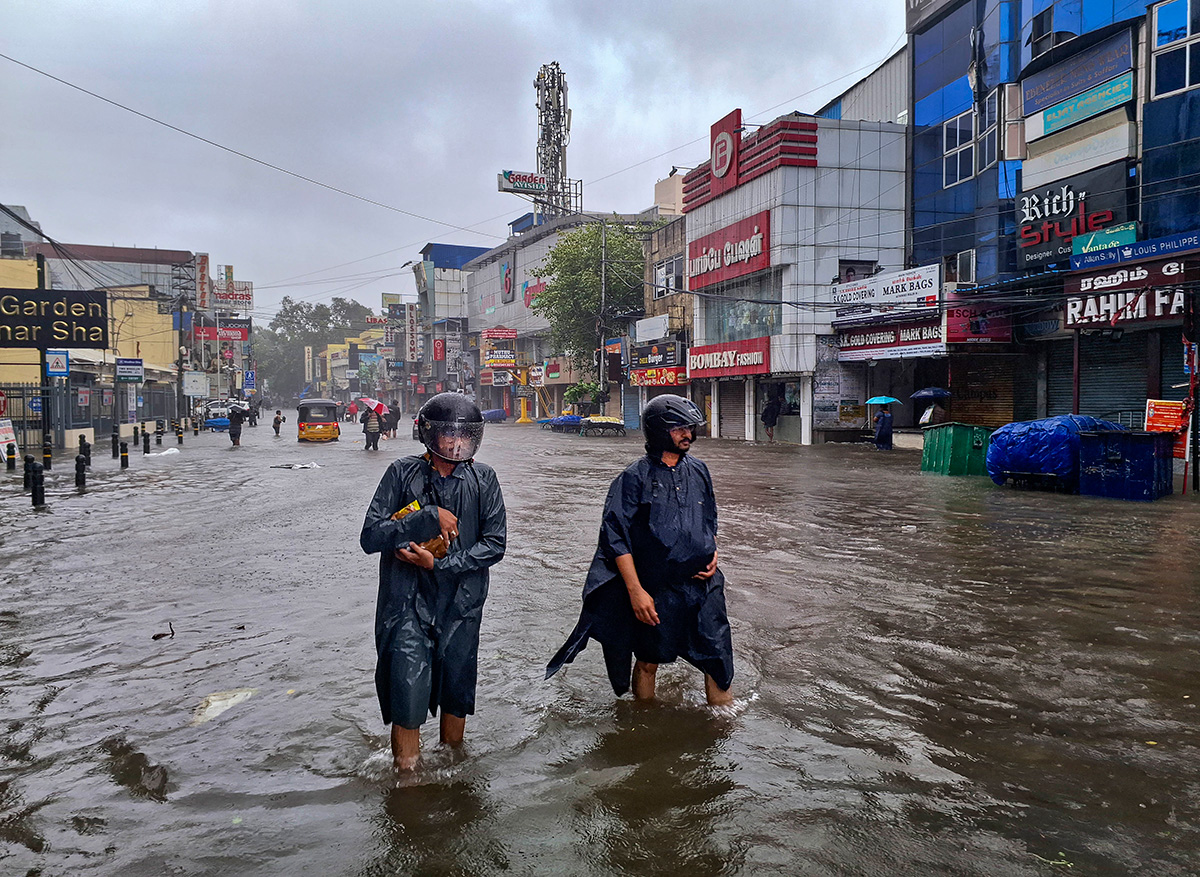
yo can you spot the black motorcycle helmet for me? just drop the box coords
[642,394,705,457]
[418,393,485,462]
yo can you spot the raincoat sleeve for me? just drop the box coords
[597,469,639,561]
[432,466,507,574]
[359,462,440,555]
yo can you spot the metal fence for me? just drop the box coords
[1,381,182,452]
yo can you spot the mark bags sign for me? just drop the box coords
[0,288,108,348]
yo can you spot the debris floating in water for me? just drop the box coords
[191,688,256,725]
[151,621,175,641]
[270,462,322,469]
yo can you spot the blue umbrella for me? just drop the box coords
[865,395,901,405]
[911,387,951,400]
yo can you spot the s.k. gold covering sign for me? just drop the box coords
[0,288,109,348]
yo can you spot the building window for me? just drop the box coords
[1031,7,1055,59]
[1153,0,1200,97]
[977,90,998,171]
[943,110,975,187]
[654,255,684,299]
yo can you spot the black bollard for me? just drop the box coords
[31,461,45,508]
[23,454,34,489]
[120,441,129,469]
[75,454,87,488]
[5,442,16,472]
[81,438,92,467]
[143,432,151,455]
[193,418,199,436]
[79,435,87,457]
[42,435,52,471]
[112,428,120,459]
[177,425,184,445]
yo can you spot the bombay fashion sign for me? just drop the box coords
[686,337,770,378]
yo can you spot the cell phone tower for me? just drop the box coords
[534,62,582,217]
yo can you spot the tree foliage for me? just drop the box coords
[253,295,375,397]
[533,219,652,373]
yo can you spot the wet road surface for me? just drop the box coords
[1,418,1199,876]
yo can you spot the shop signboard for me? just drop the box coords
[212,279,254,311]
[1022,30,1133,115]
[1145,399,1190,460]
[1022,111,1134,191]
[528,365,544,387]
[708,109,742,196]
[629,366,688,387]
[1072,221,1138,255]
[406,304,419,362]
[193,317,251,341]
[832,264,941,322]
[944,290,1012,343]
[433,339,445,361]
[629,341,681,369]
[1025,71,1134,141]
[1070,229,1200,270]
[1017,162,1131,267]
[0,287,108,348]
[687,210,770,290]
[116,357,144,383]
[183,371,209,397]
[482,327,517,368]
[479,369,493,386]
[497,170,548,194]
[1063,258,1198,327]
[837,319,946,361]
[635,313,670,343]
[686,336,770,378]
[196,253,211,309]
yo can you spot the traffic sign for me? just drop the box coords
[46,349,70,377]
[0,390,5,417]
[28,397,42,413]
[244,369,256,390]
[116,358,144,383]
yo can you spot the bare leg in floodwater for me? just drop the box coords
[632,659,733,706]
[390,713,466,770]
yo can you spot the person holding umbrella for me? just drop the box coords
[912,387,951,426]
[865,395,900,451]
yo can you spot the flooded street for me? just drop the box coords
[2,419,1199,876]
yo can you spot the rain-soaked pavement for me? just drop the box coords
[1,416,1199,876]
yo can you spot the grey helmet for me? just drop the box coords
[418,393,485,462]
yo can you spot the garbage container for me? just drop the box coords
[1078,430,1174,501]
[921,422,993,476]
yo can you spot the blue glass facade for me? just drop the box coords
[1018,0,1150,68]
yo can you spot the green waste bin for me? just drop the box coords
[921,422,994,476]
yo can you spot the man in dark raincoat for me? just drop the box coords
[546,394,733,705]
[360,393,506,769]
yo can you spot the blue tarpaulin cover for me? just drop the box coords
[986,415,1126,486]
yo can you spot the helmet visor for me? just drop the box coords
[424,420,485,461]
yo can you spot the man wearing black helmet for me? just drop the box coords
[360,393,507,770]
[547,394,734,706]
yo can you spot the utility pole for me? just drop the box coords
[599,219,607,390]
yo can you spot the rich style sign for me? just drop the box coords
[687,211,770,290]
[1017,163,1131,267]
[686,337,770,378]
[831,264,941,322]
[0,288,108,348]
[1022,30,1133,115]
[837,319,946,361]
[629,366,688,387]
[629,341,681,369]
[1063,258,1198,327]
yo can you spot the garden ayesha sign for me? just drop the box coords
[687,211,770,290]
[686,337,770,378]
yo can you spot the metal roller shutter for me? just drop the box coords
[951,356,1014,428]
[1161,331,1190,402]
[1047,340,1073,416]
[718,380,746,439]
[1078,332,1147,424]
[621,385,640,429]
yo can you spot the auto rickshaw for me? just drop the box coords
[297,399,341,442]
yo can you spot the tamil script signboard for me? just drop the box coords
[0,288,109,348]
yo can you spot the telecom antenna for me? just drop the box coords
[534,62,582,217]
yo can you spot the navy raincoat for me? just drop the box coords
[546,453,733,695]
[360,454,506,728]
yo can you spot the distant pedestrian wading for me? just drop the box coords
[360,393,507,771]
[547,394,734,706]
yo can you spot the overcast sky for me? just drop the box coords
[3,0,903,324]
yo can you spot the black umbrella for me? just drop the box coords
[910,387,951,400]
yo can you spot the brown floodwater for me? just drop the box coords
[1,419,1198,875]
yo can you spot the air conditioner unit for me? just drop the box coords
[956,249,976,284]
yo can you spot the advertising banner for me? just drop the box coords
[708,109,742,197]
[433,339,445,361]
[1022,111,1135,191]
[686,336,770,378]
[837,319,946,361]
[212,279,254,310]
[1017,162,1132,267]
[630,341,682,369]
[1072,221,1138,255]
[497,170,548,194]
[1145,399,1190,460]
[183,371,209,397]
[193,317,251,341]
[406,304,419,363]
[1070,229,1200,270]
[196,253,211,309]
[482,327,518,368]
[629,366,689,387]
[490,369,512,386]
[1025,71,1134,141]
[528,365,544,386]
[944,290,1012,343]
[1063,258,1198,327]
[304,346,313,383]
[831,264,941,323]
[0,288,108,348]
[1022,30,1133,115]
[688,210,769,290]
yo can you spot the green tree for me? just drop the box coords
[254,295,378,396]
[533,218,653,374]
